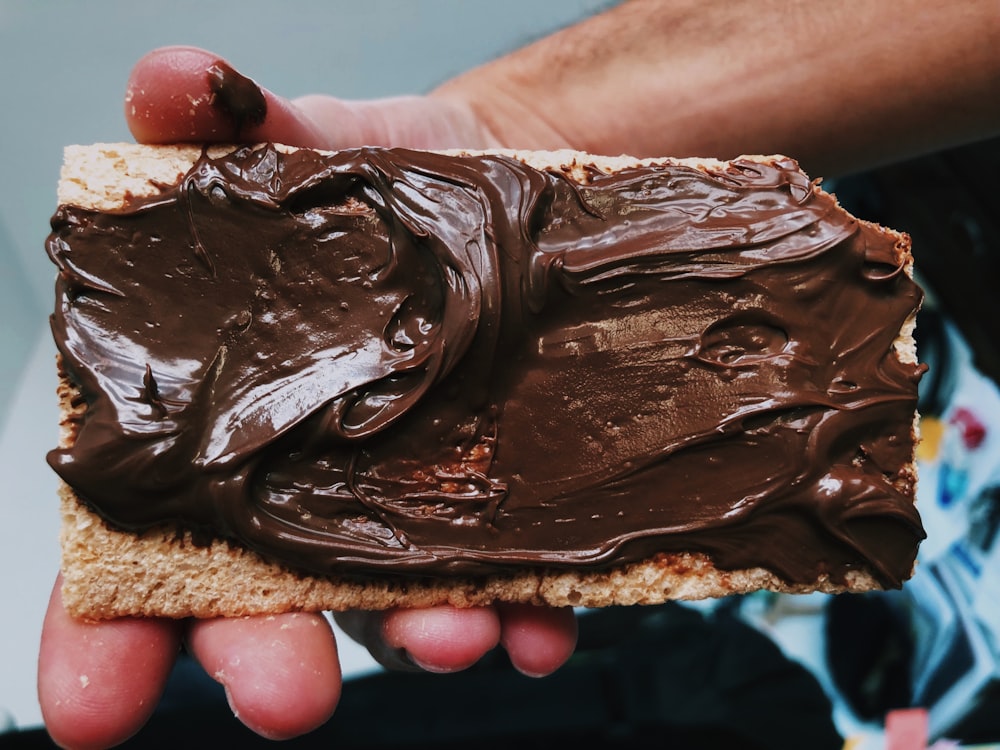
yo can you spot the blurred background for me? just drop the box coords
[2,2,999,747]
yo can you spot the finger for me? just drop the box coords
[380,606,502,672]
[186,612,340,740]
[335,606,501,673]
[125,45,495,150]
[497,603,578,677]
[125,45,323,147]
[331,610,419,672]
[291,93,498,150]
[38,575,181,750]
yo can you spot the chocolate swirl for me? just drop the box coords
[47,145,925,587]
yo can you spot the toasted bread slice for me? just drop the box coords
[50,143,923,620]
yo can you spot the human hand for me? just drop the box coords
[123,45,501,151]
[38,45,578,749]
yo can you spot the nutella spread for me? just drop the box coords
[46,145,926,588]
[206,61,267,135]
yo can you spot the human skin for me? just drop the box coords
[123,0,1000,177]
[432,0,1000,178]
[39,44,564,750]
[38,0,1000,746]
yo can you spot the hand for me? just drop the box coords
[38,45,578,749]
[123,45,501,151]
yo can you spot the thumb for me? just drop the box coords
[125,45,497,150]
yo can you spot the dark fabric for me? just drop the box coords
[2,603,841,749]
[834,136,1000,388]
[825,592,914,721]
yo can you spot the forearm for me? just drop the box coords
[433,0,1000,177]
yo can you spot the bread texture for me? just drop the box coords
[52,143,919,620]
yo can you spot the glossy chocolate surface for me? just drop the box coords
[47,145,926,586]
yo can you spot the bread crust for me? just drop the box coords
[54,143,908,620]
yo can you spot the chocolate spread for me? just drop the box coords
[207,61,267,135]
[46,145,926,587]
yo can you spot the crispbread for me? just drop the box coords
[52,143,918,620]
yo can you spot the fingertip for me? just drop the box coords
[124,45,327,147]
[187,612,340,740]
[498,604,578,677]
[125,46,223,143]
[382,606,501,673]
[38,576,181,750]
